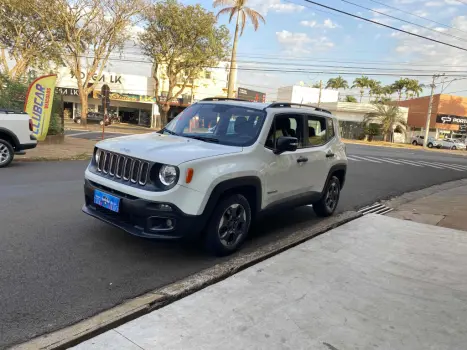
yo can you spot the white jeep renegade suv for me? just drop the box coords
[83,98,347,255]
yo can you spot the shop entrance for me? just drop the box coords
[64,102,73,119]
[119,107,139,124]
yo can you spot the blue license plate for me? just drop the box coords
[94,190,120,213]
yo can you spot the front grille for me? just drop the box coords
[96,149,150,186]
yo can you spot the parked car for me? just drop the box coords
[82,99,347,255]
[438,138,467,150]
[411,135,441,148]
[74,112,111,126]
[0,109,37,167]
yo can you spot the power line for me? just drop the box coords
[300,0,467,52]
[339,0,467,44]
[367,0,467,36]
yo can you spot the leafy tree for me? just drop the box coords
[351,75,370,102]
[42,0,143,125]
[140,0,230,125]
[391,78,409,101]
[382,85,394,99]
[363,103,407,142]
[368,79,382,101]
[405,79,424,99]
[311,82,321,88]
[326,76,349,90]
[363,123,380,142]
[214,0,265,98]
[0,0,62,80]
[0,73,27,110]
[345,95,357,103]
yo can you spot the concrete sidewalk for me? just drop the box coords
[387,180,467,231]
[73,213,467,350]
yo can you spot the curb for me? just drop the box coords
[15,155,92,162]
[12,211,361,350]
[344,140,467,156]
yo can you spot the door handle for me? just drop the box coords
[297,156,308,163]
[326,152,335,158]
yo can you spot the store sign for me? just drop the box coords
[55,87,79,96]
[237,87,266,102]
[93,90,157,103]
[436,114,467,125]
[70,72,123,84]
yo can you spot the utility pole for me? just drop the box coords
[423,74,444,148]
[317,80,323,107]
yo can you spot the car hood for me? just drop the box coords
[96,132,242,165]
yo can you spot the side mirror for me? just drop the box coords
[274,136,298,155]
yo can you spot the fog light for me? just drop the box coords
[166,219,173,228]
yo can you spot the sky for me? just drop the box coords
[106,0,467,102]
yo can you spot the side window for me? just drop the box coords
[265,114,304,150]
[326,118,335,141]
[307,115,327,146]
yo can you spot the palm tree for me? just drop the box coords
[382,85,394,99]
[368,79,382,102]
[405,79,424,99]
[345,95,357,103]
[391,78,409,101]
[214,0,265,98]
[326,76,349,90]
[311,82,321,88]
[351,75,370,102]
[363,103,407,142]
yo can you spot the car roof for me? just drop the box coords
[197,99,335,118]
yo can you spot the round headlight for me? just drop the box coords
[159,165,178,186]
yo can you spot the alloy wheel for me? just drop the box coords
[325,181,339,212]
[218,204,247,247]
[0,143,10,165]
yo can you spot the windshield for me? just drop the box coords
[161,103,267,147]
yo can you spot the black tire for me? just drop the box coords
[427,143,433,148]
[437,145,441,149]
[451,146,456,150]
[412,141,418,146]
[75,118,81,124]
[204,194,251,256]
[313,176,341,217]
[0,139,14,168]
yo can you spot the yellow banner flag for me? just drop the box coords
[24,74,57,141]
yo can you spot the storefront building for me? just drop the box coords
[318,102,409,141]
[55,64,230,127]
[398,94,467,140]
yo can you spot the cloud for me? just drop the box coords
[248,0,304,15]
[276,30,334,54]
[300,18,340,29]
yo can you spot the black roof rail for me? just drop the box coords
[201,97,250,102]
[0,109,27,114]
[265,102,332,114]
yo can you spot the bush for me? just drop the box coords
[363,124,380,142]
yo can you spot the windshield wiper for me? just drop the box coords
[186,135,220,143]
[161,128,178,136]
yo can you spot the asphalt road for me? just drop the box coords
[2,144,467,348]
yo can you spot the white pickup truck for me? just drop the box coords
[0,110,37,167]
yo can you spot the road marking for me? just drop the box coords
[418,162,464,171]
[389,159,423,167]
[346,156,362,161]
[350,155,382,163]
[431,162,467,170]
[366,157,401,165]
[414,160,452,169]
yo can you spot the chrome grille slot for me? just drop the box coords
[94,149,150,187]
[109,154,117,176]
[139,162,149,185]
[115,156,124,178]
[131,160,140,183]
[97,150,105,171]
[123,158,132,181]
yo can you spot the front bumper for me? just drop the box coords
[83,179,207,240]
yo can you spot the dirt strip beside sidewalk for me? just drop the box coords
[16,138,95,161]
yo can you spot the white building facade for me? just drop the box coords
[277,85,339,105]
